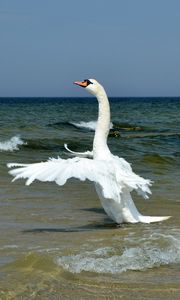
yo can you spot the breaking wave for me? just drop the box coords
[0,136,25,151]
[70,121,113,131]
[56,233,180,274]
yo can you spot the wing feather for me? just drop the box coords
[8,157,98,186]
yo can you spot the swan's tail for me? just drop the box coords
[138,215,171,223]
[120,191,171,224]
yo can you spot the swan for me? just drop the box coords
[7,79,170,224]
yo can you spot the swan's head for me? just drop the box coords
[74,79,103,96]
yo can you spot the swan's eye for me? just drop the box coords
[84,79,93,86]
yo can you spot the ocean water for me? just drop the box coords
[0,97,179,299]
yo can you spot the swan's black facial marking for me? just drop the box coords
[84,79,93,86]
[74,79,93,88]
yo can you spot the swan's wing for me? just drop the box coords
[64,143,93,158]
[7,157,116,199]
[113,155,152,199]
[8,157,94,186]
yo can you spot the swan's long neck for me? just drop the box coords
[93,87,111,159]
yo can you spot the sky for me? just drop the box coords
[0,0,180,97]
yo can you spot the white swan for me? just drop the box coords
[7,79,170,224]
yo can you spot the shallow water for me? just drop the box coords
[0,98,180,299]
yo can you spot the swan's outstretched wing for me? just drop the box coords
[64,144,93,158]
[7,157,117,199]
[8,157,94,186]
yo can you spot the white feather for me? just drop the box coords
[64,143,93,158]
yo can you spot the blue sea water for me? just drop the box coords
[0,97,179,299]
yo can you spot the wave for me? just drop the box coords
[0,136,25,152]
[48,120,152,137]
[70,121,145,132]
[47,120,180,140]
[56,233,180,274]
[48,121,143,132]
[70,121,113,131]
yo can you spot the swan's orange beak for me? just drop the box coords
[74,80,88,88]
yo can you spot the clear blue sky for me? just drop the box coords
[0,0,180,97]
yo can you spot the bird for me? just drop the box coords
[7,79,170,224]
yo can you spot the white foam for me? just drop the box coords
[56,234,180,274]
[0,136,25,151]
[70,121,113,131]
[0,245,19,250]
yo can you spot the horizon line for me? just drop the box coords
[0,96,180,99]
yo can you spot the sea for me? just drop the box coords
[0,97,179,299]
